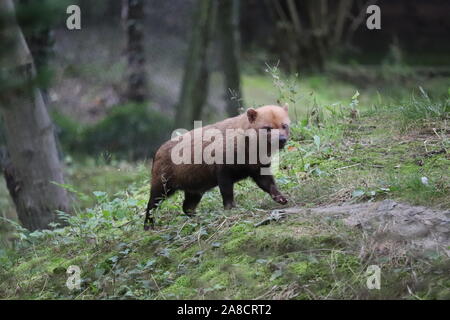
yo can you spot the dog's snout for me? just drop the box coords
[279,136,287,145]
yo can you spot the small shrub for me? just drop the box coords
[52,111,85,153]
[53,104,173,160]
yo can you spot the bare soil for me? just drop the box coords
[284,200,450,257]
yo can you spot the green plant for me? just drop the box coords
[52,111,86,153]
[53,104,173,161]
[396,87,449,126]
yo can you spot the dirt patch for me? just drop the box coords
[283,200,450,257]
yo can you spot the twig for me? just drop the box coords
[151,273,166,300]
[254,210,287,227]
[39,275,49,297]
[176,219,190,238]
[205,217,229,243]
[406,285,423,300]
[335,163,362,171]
[74,287,89,300]
[254,285,278,300]
[116,216,142,229]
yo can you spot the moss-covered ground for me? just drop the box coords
[0,73,448,300]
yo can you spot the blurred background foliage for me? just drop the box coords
[53,104,173,160]
[26,0,448,160]
[0,0,449,231]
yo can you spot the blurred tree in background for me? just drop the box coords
[264,0,375,72]
[175,0,217,129]
[218,0,243,116]
[0,0,70,230]
[17,0,57,102]
[122,0,149,103]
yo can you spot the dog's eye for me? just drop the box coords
[282,124,289,130]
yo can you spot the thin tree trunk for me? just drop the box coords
[0,0,70,231]
[122,0,148,103]
[345,0,378,47]
[175,0,217,129]
[333,0,353,47]
[306,0,327,71]
[271,0,362,73]
[18,0,63,158]
[18,0,55,73]
[218,0,242,116]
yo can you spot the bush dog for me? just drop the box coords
[144,105,290,229]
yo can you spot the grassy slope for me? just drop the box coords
[0,75,449,300]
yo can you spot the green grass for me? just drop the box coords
[0,72,449,300]
[242,66,449,121]
[1,161,448,299]
[65,160,149,209]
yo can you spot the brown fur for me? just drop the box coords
[144,105,291,229]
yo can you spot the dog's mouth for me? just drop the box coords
[278,138,287,149]
[267,139,287,150]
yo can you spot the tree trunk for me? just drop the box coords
[0,0,70,231]
[271,0,362,73]
[122,0,148,103]
[175,0,217,129]
[18,0,55,73]
[333,0,353,47]
[304,0,328,71]
[218,0,242,117]
[17,0,64,158]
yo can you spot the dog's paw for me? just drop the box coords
[273,194,288,205]
[224,201,237,210]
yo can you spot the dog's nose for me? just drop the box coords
[279,136,287,145]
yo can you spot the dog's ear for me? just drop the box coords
[282,103,289,112]
[247,108,258,123]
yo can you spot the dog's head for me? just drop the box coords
[246,104,291,150]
